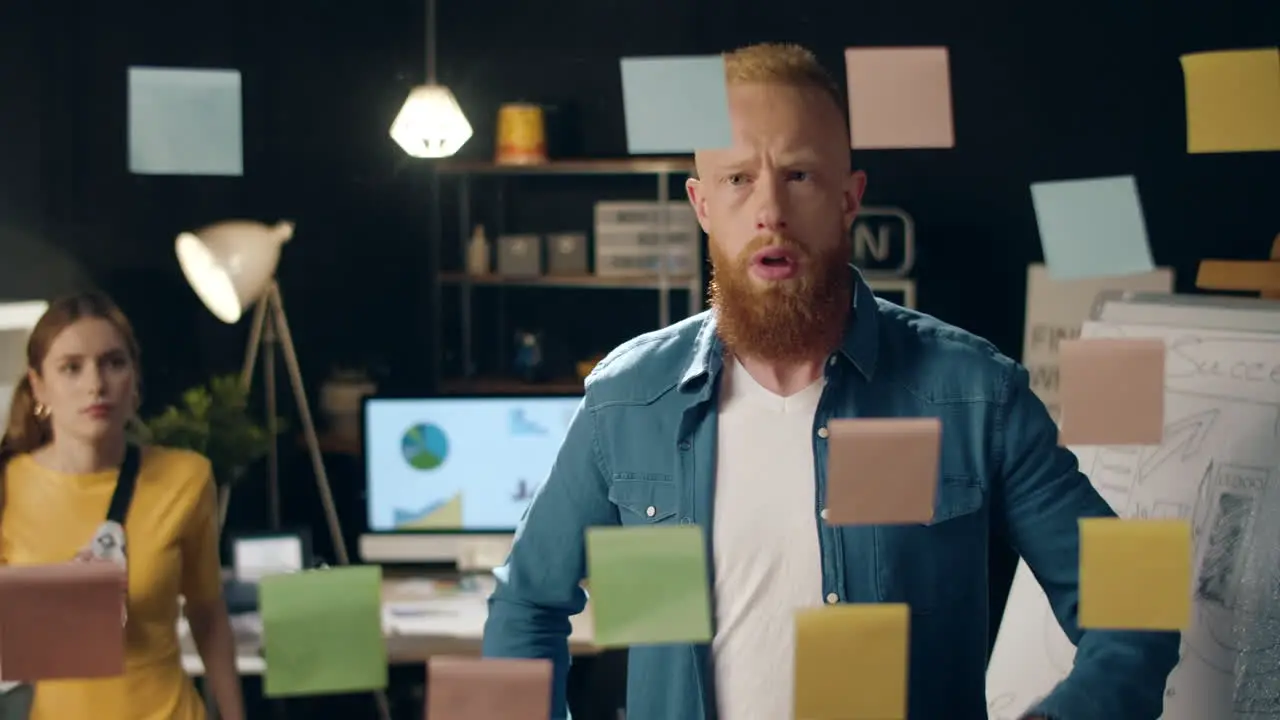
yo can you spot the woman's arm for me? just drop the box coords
[187,598,245,720]
[182,471,246,720]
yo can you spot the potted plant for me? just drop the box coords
[134,374,277,530]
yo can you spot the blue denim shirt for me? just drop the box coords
[482,272,1180,720]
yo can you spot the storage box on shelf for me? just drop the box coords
[431,158,703,393]
[594,200,700,278]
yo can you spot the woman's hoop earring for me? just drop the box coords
[33,402,51,419]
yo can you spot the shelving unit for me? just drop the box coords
[430,158,702,394]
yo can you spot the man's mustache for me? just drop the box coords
[738,234,809,261]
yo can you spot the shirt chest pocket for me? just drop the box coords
[874,475,987,614]
[608,474,681,526]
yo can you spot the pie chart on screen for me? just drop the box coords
[401,423,449,470]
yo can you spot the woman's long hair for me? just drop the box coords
[0,292,142,475]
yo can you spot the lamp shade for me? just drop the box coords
[389,84,473,158]
[176,220,293,324]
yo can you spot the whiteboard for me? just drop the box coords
[1021,263,1173,422]
[987,313,1280,720]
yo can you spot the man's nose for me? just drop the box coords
[753,176,788,233]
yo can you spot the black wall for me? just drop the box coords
[1,0,1277,633]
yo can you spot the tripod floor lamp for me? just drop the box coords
[174,220,347,561]
[176,221,393,720]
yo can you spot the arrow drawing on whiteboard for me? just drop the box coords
[1138,408,1219,480]
[1085,408,1218,514]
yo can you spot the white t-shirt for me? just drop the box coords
[712,357,826,720]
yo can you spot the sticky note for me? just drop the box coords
[1058,338,1165,446]
[0,563,125,681]
[260,565,387,697]
[585,525,712,647]
[1079,518,1192,630]
[825,418,941,525]
[620,56,733,154]
[1031,176,1155,281]
[426,657,552,720]
[845,47,955,150]
[795,603,910,719]
[128,67,244,176]
[1180,48,1280,154]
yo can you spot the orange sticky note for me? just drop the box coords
[795,603,910,719]
[1180,48,1280,154]
[0,563,126,681]
[1058,338,1165,446]
[845,47,955,150]
[426,657,552,720]
[825,418,940,525]
[1079,518,1192,631]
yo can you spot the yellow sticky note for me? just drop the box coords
[1079,518,1192,631]
[795,603,909,720]
[1180,48,1280,153]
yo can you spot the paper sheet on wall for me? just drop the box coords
[1030,176,1156,281]
[987,319,1280,720]
[128,67,244,176]
[844,47,955,150]
[619,56,733,154]
[1021,264,1173,423]
[1180,48,1280,154]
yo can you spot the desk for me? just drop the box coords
[180,584,598,677]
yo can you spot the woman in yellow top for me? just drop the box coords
[0,293,244,720]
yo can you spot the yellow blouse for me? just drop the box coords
[1,446,223,720]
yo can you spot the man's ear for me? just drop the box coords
[842,170,868,231]
[686,177,712,235]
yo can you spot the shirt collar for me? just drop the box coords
[680,265,880,389]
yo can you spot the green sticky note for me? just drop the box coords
[260,565,388,697]
[586,525,712,647]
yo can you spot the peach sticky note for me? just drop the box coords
[1058,338,1165,446]
[426,657,552,720]
[1180,48,1280,153]
[845,47,955,150]
[795,603,910,719]
[1079,518,1192,631]
[0,562,126,681]
[825,417,941,525]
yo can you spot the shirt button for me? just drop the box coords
[820,508,829,521]
[817,426,829,439]
[678,441,691,451]
[825,592,839,604]
[646,506,656,518]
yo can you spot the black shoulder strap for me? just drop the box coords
[105,444,142,526]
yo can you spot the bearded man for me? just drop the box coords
[482,42,1179,720]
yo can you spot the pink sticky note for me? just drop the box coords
[1058,338,1165,446]
[426,657,552,720]
[845,47,956,150]
[825,417,941,525]
[0,562,126,681]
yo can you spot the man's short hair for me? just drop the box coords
[689,43,848,179]
[723,42,847,119]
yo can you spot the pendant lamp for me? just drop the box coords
[390,0,472,158]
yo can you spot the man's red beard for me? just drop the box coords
[708,233,852,363]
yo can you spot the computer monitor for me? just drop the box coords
[358,393,582,565]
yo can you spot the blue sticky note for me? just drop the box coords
[1030,176,1155,281]
[620,56,733,155]
[128,67,244,176]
